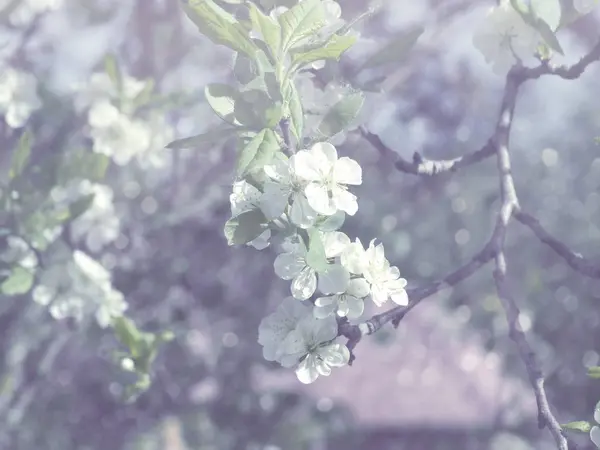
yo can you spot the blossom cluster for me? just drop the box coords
[0,67,42,128]
[229,141,408,383]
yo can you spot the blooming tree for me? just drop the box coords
[2,0,600,448]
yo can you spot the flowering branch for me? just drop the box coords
[359,125,497,176]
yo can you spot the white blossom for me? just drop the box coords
[258,297,312,362]
[2,236,38,269]
[575,0,599,15]
[0,67,42,128]
[314,276,369,319]
[260,153,317,229]
[274,236,317,300]
[88,99,152,165]
[7,0,64,27]
[292,142,362,216]
[341,239,408,307]
[472,2,541,75]
[591,400,600,448]
[69,182,120,253]
[278,314,349,384]
[74,72,146,113]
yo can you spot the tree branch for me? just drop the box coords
[523,38,600,80]
[359,125,497,176]
[515,210,600,279]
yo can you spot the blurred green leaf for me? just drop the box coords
[511,0,564,54]
[181,0,258,57]
[357,25,423,72]
[9,130,32,180]
[316,91,364,138]
[103,53,121,89]
[166,125,235,149]
[224,209,268,245]
[69,194,96,221]
[1,266,34,295]
[561,420,592,432]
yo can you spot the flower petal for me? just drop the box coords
[318,264,350,295]
[291,150,324,182]
[332,186,358,215]
[390,288,409,306]
[274,252,305,280]
[296,355,320,384]
[289,192,317,229]
[291,266,317,300]
[345,295,365,319]
[333,156,362,185]
[305,182,336,215]
[347,278,370,298]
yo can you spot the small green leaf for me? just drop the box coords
[587,366,600,378]
[224,209,268,245]
[9,130,32,180]
[278,0,326,52]
[248,3,281,58]
[1,266,34,295]
[181,0,258,57]
[234,54,261,85]
[205,83,240,125]
[113,316,143,358]
[237,128,279,176]
[306,228,328,272]
[166,125,235,149]
[561,421,592,433]
[316,91,364,138]
[69,194,96,221]
[291,34,356,67]
[234,90,282,129]
[104,53,121,89]
[285,80,303,141]
[357,25,423,72]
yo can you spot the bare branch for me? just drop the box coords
[489,67,568,450]
[359,125,496,176]
[515,210,600,279]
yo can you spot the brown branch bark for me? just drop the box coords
[343,37,600,449]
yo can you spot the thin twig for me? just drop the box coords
[515,210,600,279]
[359,125,497,176]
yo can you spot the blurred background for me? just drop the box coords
[1,0,600,449]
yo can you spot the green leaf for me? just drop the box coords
[132,78,155,108]
[285,80,303,141]
[234,90,282,129]
[113,316,143,358]
[166,125,235,149]
[561,421,592,433]
[237,128,279,176]
[224,209,268,245]
[532,0,561,30]
[205,83,241,125]
[305,228,328,272]
[587,366,600,378]
[9,130,32,180]
[234,54,261,85]
[69,194,96,221]
[278,0,326,52]
[357,25,423,72]
[104,53,121,89]
[181,0,258,56]
[291,33,356,67]
[316,91,364,138]
[510,0,563,54]
[1,266,34,295]
[248,3,281,58]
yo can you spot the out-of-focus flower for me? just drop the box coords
[472,2,541,74]
[0,67,42,128]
